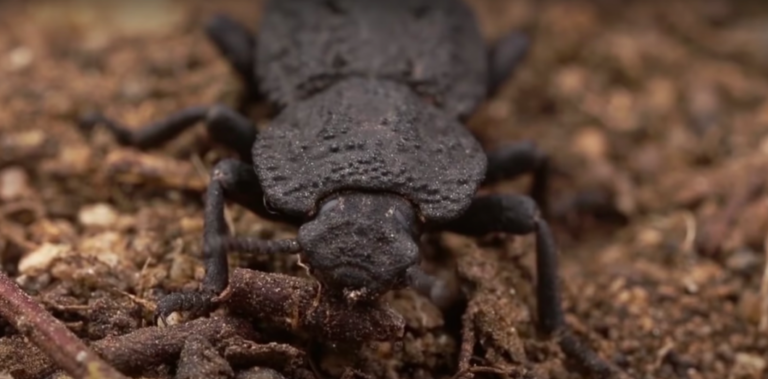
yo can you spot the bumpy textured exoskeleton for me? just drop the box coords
[83,0,565,345]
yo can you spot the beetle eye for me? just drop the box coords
[319,198,340,215]
[394,208,412,231]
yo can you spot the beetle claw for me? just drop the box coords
[154,291,216,326]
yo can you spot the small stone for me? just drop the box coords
[604,89,638,132]
[643,77,677,116]
[120,78,151,102]
[28,219,78,244]
[159,312,184,327]
[0,166,31,201]
[683,261,724,290]
[725,249,760,273]
[733,352,766,377]
[180,217,204,234]
[573,127,608,161]
[7,46,33,71]
[552,65,588,99]
[19,243,71,276]
[169,248,199,282]
[42,145,93,176]
[636,227,663,248]
[1,130,47,166]
[77,231,126,268]
[78,203,119,228]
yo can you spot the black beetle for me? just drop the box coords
[83,0,564,337]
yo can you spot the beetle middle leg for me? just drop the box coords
[155,158,302,322]
[442,194,616,377]
[484,141,550,213]
[80,104,256,161]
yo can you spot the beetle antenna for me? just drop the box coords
[213,235,302,255]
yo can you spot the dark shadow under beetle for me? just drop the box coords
[80,0,613,377]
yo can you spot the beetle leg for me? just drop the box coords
[204,13,260,105]
[155,158,301,323]
[484,140,549,213]
[79,104,257,161]
[205,106,258,161]
[443,194,616,376]
[487,30,530,96]
[444,195,561,333]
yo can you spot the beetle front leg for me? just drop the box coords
[155,159,301,323]
[443,194,561,334]
[443,194,616,376]
[484,140,550,212]
[80,104,257,161]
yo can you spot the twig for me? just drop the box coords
[680,211,697,257]
[0,270,128,379]
[222,336,311,378]
[4,269,405,378]
[5,315,257,379]
[457,300,477,374]
[221,268,405,344]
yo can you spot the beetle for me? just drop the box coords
[82,0,563,338]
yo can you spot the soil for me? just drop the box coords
[2,0,768,378]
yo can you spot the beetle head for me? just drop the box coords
[297,192,420,303]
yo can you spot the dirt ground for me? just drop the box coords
[2,0,768,378]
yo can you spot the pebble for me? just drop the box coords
[725,249,760,273]
[41,145,92,176]
[180,217,204,234]
[552,65,588,99]
[0,166,30,201]
[604,89,638,132]
[169,251,198,282]
[18,243,71,275]
[733,352,766,377]
[78,203,118,228]
[7,46,33,71]
[77,231,126,268]
[643,77,678,116]
[573,126,608,162]
[0,130,47,164]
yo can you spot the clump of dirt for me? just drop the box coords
[2,0,768,378]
